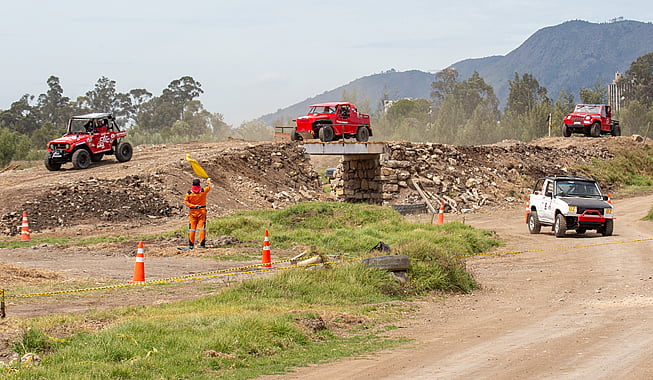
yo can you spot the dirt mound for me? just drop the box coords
[0,263,64,285]
[0,140,325,236]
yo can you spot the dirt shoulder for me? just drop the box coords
[259,193,653,379]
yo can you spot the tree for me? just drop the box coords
[430,68,459,104]
[0,128,30,167]
[0,94,38,135]
[84,76,119,112]
[621,52,653,107]
[233,120,273,141]
[36,76,71,127]
[505,73,549,116]
[579,78,608,104]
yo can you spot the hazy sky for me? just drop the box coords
[2,0,652,126]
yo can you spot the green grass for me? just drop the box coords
[5,202,499,379]
[576,146,653,191]
[644,205,653,221]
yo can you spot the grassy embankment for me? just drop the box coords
[576,145,653,220]
[4,202,498,379]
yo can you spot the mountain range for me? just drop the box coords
[260,19,653,124]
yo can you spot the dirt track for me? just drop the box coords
[260,193,653,379]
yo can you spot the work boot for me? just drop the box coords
[187,244,194,250]
[199,244,207,249]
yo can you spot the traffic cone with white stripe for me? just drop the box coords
[437,201,445,225]
[130,241,145,282]
[607,193,612,204]
[261,230,272,268]
[20,211,30,241]
[525,197,531,223]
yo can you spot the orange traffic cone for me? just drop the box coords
[130,241,145,282]
[525,197,531,223]
[607,193,612,204]
[20,211,30,241]
[437,201,445,225]
[261,230,272,268]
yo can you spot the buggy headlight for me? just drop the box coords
[605,208,613,215]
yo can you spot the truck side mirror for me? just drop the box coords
[602,195,609,201]
[545,191,553,197]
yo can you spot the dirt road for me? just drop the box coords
[261,194,653,379]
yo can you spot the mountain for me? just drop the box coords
[260,19,653,124]
[449,19,653,105]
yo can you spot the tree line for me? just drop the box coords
[1,53,652,168]
[371,52,653,145]
[0,75,272,166]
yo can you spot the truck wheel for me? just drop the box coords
[115,142,133,162]
[290,128,302,141]
[561,124,571,137]
[528,211,541,234]
[44,151,61,171]
[601,219,614,236]
[318,125,334,142]
[72,149,91,169]
[554,213,567,237]
[611,125,621,136]
[91,153,104,162]
[355,127,370,142]
[590,122,601,137]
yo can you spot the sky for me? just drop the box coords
[1,0,652,126]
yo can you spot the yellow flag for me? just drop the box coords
[185,154,209,179]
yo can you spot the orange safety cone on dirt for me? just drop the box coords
[607,193,612,204]
[525,197,531,223]
[20,211,30,241]
[261,230,272,268]
[437,200,445,225]
[130,241,146,282]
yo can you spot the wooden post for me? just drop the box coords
[1,289,6,319]
[411,178,437,215]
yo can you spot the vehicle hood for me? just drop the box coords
[567,112,600,117]
[50,133,92,144]
[559,197,611,209]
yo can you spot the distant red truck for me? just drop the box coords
[562,104,621,137]
[293,102,372,142]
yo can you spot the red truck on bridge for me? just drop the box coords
[292,102,372,142]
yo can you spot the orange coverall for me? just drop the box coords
[184,181,212,247]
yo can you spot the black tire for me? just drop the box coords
[115,141,133,162]
[44,151,61,171]
[554,213,567,237]
[590,122,601,137]
[355,127,370,142]
[611,124,621,137]
[362,255,410,272]
[528,211,541,234]
[561,124,571,137]
[290,128,302,141]
[91,153,104,162]
[601,219,614,236]
[318,125,334,142]
[72,149,91,169]
[576,228,586,234]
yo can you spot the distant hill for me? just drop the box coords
[450,19,653,105]
[260,19,653,124]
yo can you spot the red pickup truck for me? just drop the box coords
[562,104,621,137]
[292,102,372,142]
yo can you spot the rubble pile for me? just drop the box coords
[380,140,615,212]
[0,175,177,235]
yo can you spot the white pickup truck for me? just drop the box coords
[527,175,614,237]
